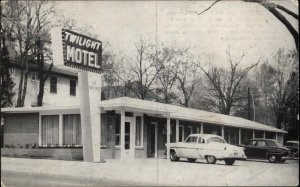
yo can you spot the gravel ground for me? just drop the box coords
[1,157,299,186]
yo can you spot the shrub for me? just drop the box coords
[32,143,38,149]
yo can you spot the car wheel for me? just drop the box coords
[268,155,277,163]
[278,159,286,163]
[224,159,235,165]
[170,150,180,161]
[187,158,197,162]
[206,155,216,164]
[277,156,286,163]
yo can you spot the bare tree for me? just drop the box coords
[35,1,55,106]
[198,50,260,115]
[255,49,298,130]
[175,54,200,107]
[155,46,184,104]
[104,57,135,99]
[2,0,55,107]
[128,38,163,100]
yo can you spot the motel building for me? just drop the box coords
[1,65,287,160]
[1,28,287,161]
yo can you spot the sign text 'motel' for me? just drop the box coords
[62,29,102,72]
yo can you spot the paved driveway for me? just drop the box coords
[1,157,299,186]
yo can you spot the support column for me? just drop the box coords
[253,130,255,139]
[263,131,266,139]
[78,71,102,162]
[238,128,241,145]
[120,109,125,159]
[39,114,42,146]
[166,114,171,160]
[59,114,63,146]
[176,119,179,142]
[275,133,278,140]
[155,123,158,158]
[221,126,224,138]
[200,123,203,134]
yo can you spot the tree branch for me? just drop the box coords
[275,4,298,20]
[192,0,221,16]
[263,3,299,51]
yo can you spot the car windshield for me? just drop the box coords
[274,141,282,147]
[266,140,282,147]
[207,137,226,144]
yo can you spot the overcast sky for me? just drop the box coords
[55,0,298,67]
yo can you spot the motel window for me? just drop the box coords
[41,115,59,145]
[135,116,143,147]
[70,79,76,96]
[115,117,120,146]
[50,76,57,93]
[63,114,81,145]
[31,72,39,81]
[101,114,107,146]
[184,126,191,140]
[179,126,184,142]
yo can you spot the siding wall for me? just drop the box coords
[3,113,39,146]
[11,69,79,107]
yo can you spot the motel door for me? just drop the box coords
[121,117,135,159]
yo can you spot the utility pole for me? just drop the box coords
[251,90,256,122]
[247,88,251,120]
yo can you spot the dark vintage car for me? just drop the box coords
[285,141,299,157]
[241,139,290,163]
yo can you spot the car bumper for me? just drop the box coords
[219,155,247,160]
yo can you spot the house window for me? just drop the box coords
[41,115,59,146]
[31,72,40,81]
[50,76,57,93]
[135,116,143,147]
[63,114,81,145]
[70,79,76,96]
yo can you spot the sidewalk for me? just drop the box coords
[1,157,161,186]
[1,157,299,186]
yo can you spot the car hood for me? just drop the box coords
[280,146,290,151]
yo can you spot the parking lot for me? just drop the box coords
[1,157,299,186]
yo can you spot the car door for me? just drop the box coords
[255,140,268,158]
[195,136,205,159]
[244,140,257,158]
[181,136,198,158]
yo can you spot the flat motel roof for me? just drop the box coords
[1,97,287,134]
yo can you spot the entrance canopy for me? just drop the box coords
[100,97,173,117]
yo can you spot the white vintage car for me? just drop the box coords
[167,134,246,165]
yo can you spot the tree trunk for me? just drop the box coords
[20,65,28,107]
[16,38,24,107]
[37,37,44,106]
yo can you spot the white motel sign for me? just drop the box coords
[51,28,103,162]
